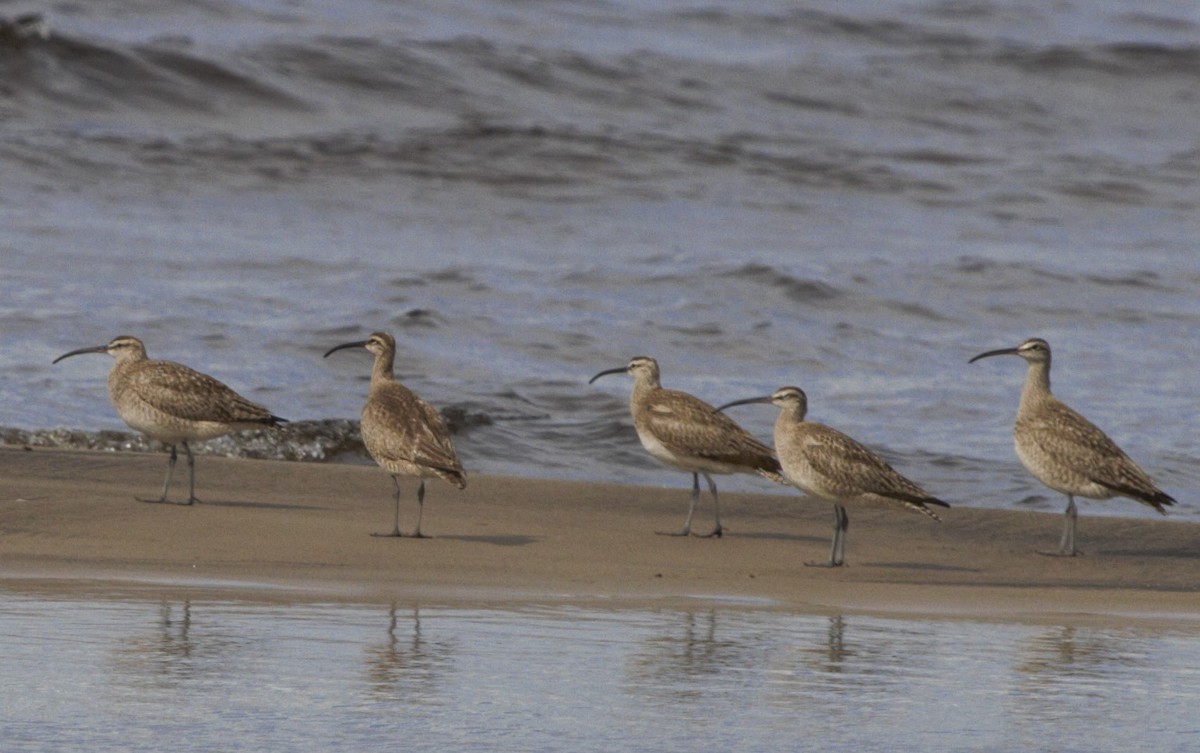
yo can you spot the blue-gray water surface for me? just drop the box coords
[1,590,1198,752]
[1,0,1198,518]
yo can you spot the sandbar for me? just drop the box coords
[0,447,1196,621]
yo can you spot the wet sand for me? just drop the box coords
[0,447,1196,619]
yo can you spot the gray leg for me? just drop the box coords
[656,473,699,537]
[693,473,724,538]
[1057,495,1079,556]
[807,504,848,568]
[1038,495,1081,557]
[372,475,404,538]
[182,440,198,505]
[139,444,177,503]
[834,505,848,566]
[411,480,430,539]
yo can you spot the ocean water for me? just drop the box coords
[1,589,1199,753]
[1,0,1198,517]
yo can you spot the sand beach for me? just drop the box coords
[0,446,1195,620]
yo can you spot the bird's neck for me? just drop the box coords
[630,375,660,405]
[107,356,143,400]
[1018,360,1052,412]
[774,406,804,440]
[370,352,396,385]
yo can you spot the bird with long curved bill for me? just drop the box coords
[969,337,1175,556]
[53,335,286,505]
[589,356,785,538]
[324,331,466,538]
[716,386,948,567]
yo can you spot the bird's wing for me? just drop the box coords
[642,389,779,472]
[124,360,278,424]
[802,426,946,508]
[1022,401,1173,509]
[363,384,465,482]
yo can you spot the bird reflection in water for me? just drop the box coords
[810,615,849,674]
[1018,626,1146,687]
[110,600,244,688]
[363,604,455,703]
[625,610,770,703]
[110,601,195,681]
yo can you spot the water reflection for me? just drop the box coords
[807,614,849,673]
[362,604,455,704]
[759,614,945,729]
[991,623,1190,752]
[109,600,252,691]
[2,591,1194,753]
[625,610,772,703]
[799,615,939,690]
[1018,626,1146,681]
[624,610,948,708]
[1013,625,1151,724]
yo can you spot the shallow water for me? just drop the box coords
[1,589,1198,752]
[1,0,1198,517]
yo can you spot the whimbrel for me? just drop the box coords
[324,332,465,538]
[970,337,1175,556]
[717,387,948,566]
[52,335,286,505]
[589,356,784,538]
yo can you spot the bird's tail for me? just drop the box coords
[435,467,467,490]
[894,493,950,521]
[1135,488,1176,515]
[1102,479,1175,514]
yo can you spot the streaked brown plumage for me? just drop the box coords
[590,356,784,537]
[52,335,286,504]
[970,337,1175,556]
[324,331,465,538]
[717,386,948,567]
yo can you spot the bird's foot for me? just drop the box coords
[136,496,196,506]
[371,530,406,538]
[1036,549,1083,558]
[803,559,844,568]
[692,526,724,539]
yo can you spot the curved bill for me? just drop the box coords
[52,344,109,364]
[713,395,773,413]
[968,346,1020,364]
[588,366,628,385]
[323,340,370,359]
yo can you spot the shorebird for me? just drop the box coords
[52,335,286,505]
[589,356,784,538]
[717,386,948,566]
[323,331,465,538]
[969,337,1175,556]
